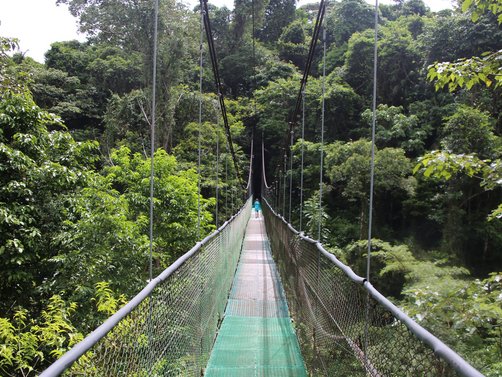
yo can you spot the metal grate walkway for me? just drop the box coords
[205,214,307,377]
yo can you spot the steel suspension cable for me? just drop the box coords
[288,129,294,223]
[277,0,326,219]
[225,146,229,217]
[147,0,159,359]
[245,136,254,196]
[367,0,379,284]
[299,87,306,233]
[197,4,204,239]
[289,0,327,128]
[229,141,235,212]
[262,138,271,190]
[200,0,244,187]
[282,153,287,216]
[283,0,327,170]
[317,27,326,242]
[215,127,219,228]
[149,0,159,282]
[364,0,379,365]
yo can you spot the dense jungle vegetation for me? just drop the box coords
[0,0,501,375]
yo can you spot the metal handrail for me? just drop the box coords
[263,197,484,377]
[40,199,251,377]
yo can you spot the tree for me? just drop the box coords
[417,0,502,264]
[258,0,296,44]
[414,150,502,220]
[232,0,268,43]
[24,41,143,132]
[325,0,375,46]
[104,146,216,268]
[205,5,234,55]
[0,38,23,94]
[440,105,499,158]
[220,42,261,96]
[0,296,84,376]
[323,71,363,142]
[403,273,502,376]
[278,19,309,70]
[344,29,375,98]
[56,0,154,53]
[377,20,421,106]
[0,87,99,312]
[427,0,502,90]
[400,0,429,16]
[326,140,413,239]
[56,0,201,150]
[461,0,502,23]
[361,104,430,156]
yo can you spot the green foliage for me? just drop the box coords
[400,0,429,16]
[427,0,502,90]
[403,273,502,376]
[326,0,375,46]
[345,238,469,296]
[302,189,331,243]
[220,42,262,96]
[0,296,83,376]
[94,282,127,317]
[52,176,149,304]
[0,38,23,94]
[104,146,215,268]
[323,72,363,141]
[326,140,413,202]
[252,54,296,88]
[3,0,502,371]
[377,20,421,106]
[255,74,300,146]
[278,19,309,69]
[361,104,430,155]
[440,105,499,158]
[103,89,149,153]
[0,87,99,310]
[258,0,296,43]
[344,29,375,97]
[461,0,502,23]
[345,20,421,105]
[428,49,502,90]
[414,150,502,220]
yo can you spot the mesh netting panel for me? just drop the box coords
[60,199,252,377]
[262,201,460,377]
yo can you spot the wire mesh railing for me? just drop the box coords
[41,198,252,377]
[262,198,483,377]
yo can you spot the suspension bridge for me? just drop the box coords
[40,0,485,376]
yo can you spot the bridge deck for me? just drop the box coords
[205,214,307,377]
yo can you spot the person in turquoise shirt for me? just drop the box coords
[254,199,262,218]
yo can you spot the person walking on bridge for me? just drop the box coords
[254,199,262,218]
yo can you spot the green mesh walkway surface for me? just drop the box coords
[205,215,307,377]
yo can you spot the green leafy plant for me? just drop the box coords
[0,296,83,376]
